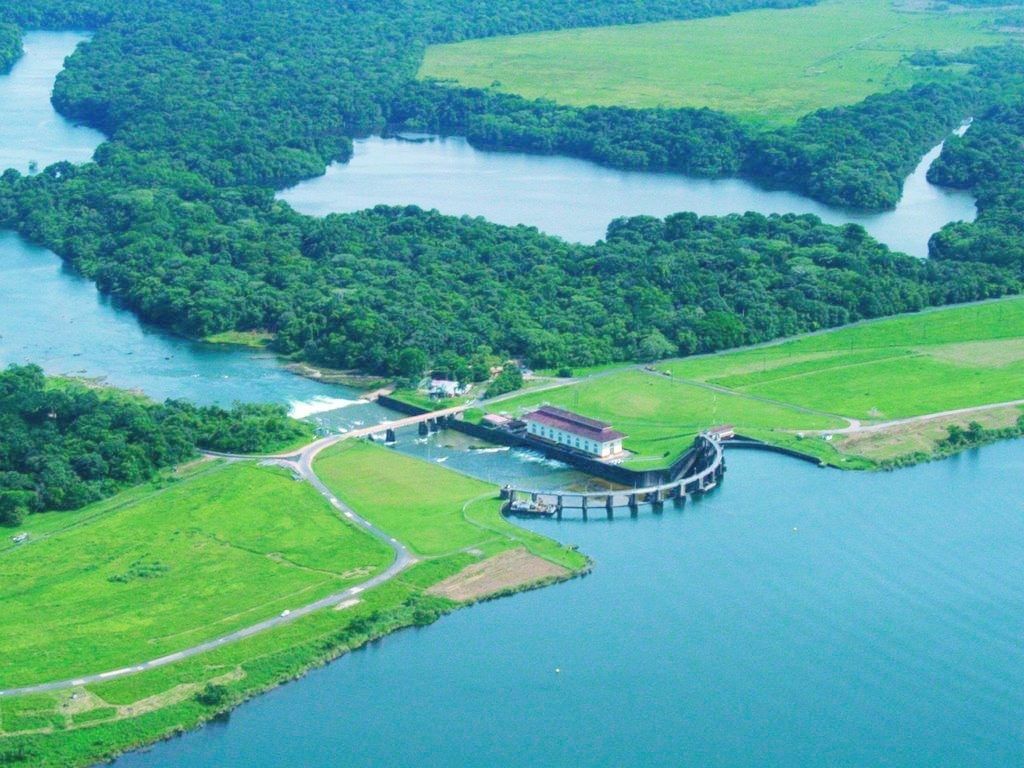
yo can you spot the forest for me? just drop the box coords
[0,23,20,72]
[0,365,308,522]
[928,50,1024,272]
[0,0,1022,376]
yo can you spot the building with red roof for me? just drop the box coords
[522,405,626,459]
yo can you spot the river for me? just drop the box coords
[277,131,977,259]
[0,31,105,173]
[3,31,1022,768]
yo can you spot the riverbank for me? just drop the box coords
[0,442,588,767]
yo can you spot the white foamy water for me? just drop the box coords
[288,396,368,419]
[513,449,570,469]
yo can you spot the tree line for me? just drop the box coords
[0,365,309,523]
[0,0,1022,380]
[0,23,20,72]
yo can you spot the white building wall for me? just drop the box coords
[526,419,616,458]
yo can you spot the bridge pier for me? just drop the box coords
[385,428,396,444]
[418,421,429,436]
[581,495,588,521]
[673,483,686,507]
[606,495,614,520]
[651,489,664,513]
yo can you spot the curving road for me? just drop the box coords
[0,373,666,697]
[0,434,416,698]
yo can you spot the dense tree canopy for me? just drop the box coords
[928,49,1024,272]
[0,23,21,72]
[0,365,308,522]
[0,0,1022,379]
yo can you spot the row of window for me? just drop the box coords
[529,422,604,454]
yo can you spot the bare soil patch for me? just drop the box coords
[833,405,1024,460]
[427,548,569,602]
[921,339,1024,368]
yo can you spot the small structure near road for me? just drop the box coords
[428,379,468,399]
[522,405,626,459]
[707,424,736,441]
[11,533,29,544]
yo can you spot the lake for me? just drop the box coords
[110,442,1024,768]
[278,131,977,259]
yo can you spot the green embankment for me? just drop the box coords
[315,440,586,568]
[485,298,1024,468]
[420,0,1011,125]
[485,369,844,469]
[0,444,585,767]
[0,461,392,688]
[666,298,1024,420]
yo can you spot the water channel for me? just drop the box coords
[2,31,1021,768]
[278,130,977,259]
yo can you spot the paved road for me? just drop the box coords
[816,398,1024,436]
[0,434,416,698]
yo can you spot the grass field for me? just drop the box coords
[1,445,586,766]
[484,368,844,468]
[484,298,1024,467]
[315,440,587,567]
[419,0,1013,124]
[666,298,1024,421]
[0,461,392,688]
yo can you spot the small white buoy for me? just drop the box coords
[792,527,798,532]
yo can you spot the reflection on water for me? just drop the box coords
[278,131,977,258]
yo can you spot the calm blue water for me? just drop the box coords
[112,443,1024,767]
[278,132,977,259]
[0,31,104,173]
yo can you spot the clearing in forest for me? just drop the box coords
[420,0,1014,125]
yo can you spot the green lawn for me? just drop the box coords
[315,440,586,567]
[420,0,1012,125]
[483,298,1024,468]
[485,368,844,468]
[0,461,392,688]
[0,446,586,766]
[666,298,1024,421]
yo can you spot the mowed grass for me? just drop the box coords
[0,461,392,688]
[315,440,586,567]
[419,0,1012,124]
[484,369,843,468]
[666,297,1024,421]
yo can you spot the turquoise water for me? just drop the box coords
[110,443,1024,767]
[0,231,386,429]
[278,132,977,258]
[0,31,104,173]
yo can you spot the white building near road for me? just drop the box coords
[522,405,626,459]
